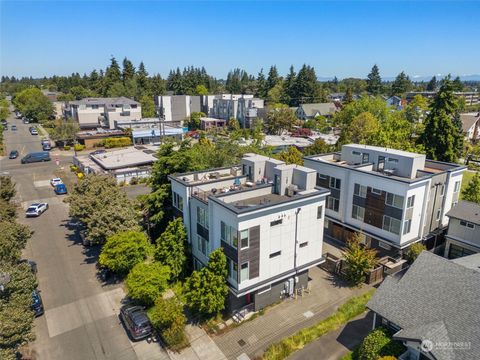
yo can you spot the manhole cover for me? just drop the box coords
[238,339,246,347]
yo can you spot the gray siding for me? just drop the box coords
[239,225,260,279]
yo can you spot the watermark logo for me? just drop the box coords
[421,339,471,352]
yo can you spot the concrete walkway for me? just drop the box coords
[213,267,372,360]
[288,312,373,360]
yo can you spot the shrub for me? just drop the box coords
[129,177,138,185]
[103,137,132,148]
[343,233,377,286]
[148,297,188,349]
[405,243,425,264]
[74,143,85,152]
[358,327,405,360]
[125,262,170,306]
[64,145,71,150]
[70,164,78,173]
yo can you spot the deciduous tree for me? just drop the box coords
[125,262,170,306]
[154,218,187,281]
[276,146,304,165]
[0,176,16,202]
[140,95,155,118]
[12,88,54,122]
[462,173,480,203]
[343,233,377,286]
[265,105,297,135]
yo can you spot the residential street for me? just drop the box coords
[1,110,168,360]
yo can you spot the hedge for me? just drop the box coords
[103,137,132,148]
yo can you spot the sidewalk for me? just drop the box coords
[213,267,372,360]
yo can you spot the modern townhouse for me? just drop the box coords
[210,95,265,128]
[154,95,201,124]
[68,97,141,129]
[169,154,330,312]
[444,200,480,259]
[304,144,466,257]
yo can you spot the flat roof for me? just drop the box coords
[70,97,139,106]
[343,143,425,158]
[90,147,157,170]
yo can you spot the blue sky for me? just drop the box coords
[1,1,479,79]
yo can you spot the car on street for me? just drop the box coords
[32,289,44,317]
[21,151,51,164]
[3,125,8,131]
[50,178,63,187]
[30,128,38,135]
[25,203,48,217]
[18,259,38,274]
[1,120,7,126]
[119,305,152,341]
[23,118,29,124]
[9,150,19,159]
[54,183,67,195]
[42,143,51,151]
[11,124,17,131]
[41,138,50,146]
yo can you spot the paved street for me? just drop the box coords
[1,110,168,360]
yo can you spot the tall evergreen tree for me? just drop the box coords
[291,64,318,106]
[122,57,136,83]
[426,76,437,91]
[283,65,296,105]
[366,64,382,95]
[136,61,149,95]
[391,71,412,96]
[418,77,464,162]
[266,65,280,93]
[256,69,267,98]
[105,57,122,84]
[452,76,464,91]
[344,87,354,104]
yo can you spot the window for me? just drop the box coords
[327,197,339,212]
[197,235,208,255]
[221,221,237,248]
[269,251,281,258]
[448,244,475,259]
[454,180,461,192]
[407,195,415,208]
[386,193,404,209]
[352,151,362,156]
[299,242,308,248]
[372,188,382,195]
[197,207,209,229]
[226,257,238,281]
[317,206,323,219]
[435,209,441,221]
[383,215,401,235]
[329,177,341,189]
[460,220,475,229]
[240,230,249,249]
[324,219,330,228]
[319,174,328,180]
[403,219,412,235]
[362,153,370,164]
[439,184,445,197]
[173,192,183,211]
[270,219,282,227]
[352,205,365,221]
[91,104,99,109]
[240,262,249,282]
[388,157,399,163]
[354,184,367,198]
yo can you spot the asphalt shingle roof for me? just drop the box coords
[298,103,337,117]
[446,200,480,225]
[367,251,480,360]
[460,114,479,133]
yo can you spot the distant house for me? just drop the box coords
[367,251,480,360]
[295,103,338,120]
[444,200,480,259]
[385,96,404,110]
[200,117,226,131]
[460,113,480,142]
[406,91,480,106]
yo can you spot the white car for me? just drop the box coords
[50,178,63,187]
[25,203,49,217]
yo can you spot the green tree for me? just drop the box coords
[184,249,228,317]
[99,231,152,275]
[366,64,382,95]
[0,99,9,120]
[291,64,319,106]
[140,95,155,118]
[303,138,331,156]
[276,146,304,165]
[343,87,354,105]
[195,84,209,95]
[228,117,240,131]
[266,65,281,93]
[390,71,412,96]
[343,112,380,145]
[426,76,438,91]
[358,327,405,360]
[0,176,16,202]
[154,218,187,281]
[122,57,136,83]
[49,119,80,143]
[125,262,170,306]
[57,93,75,101]
[265,105,297,135]
[462,173,480,203]
[452,76,464,91]
[283,65,296,105]
[418,77,463,162]
[12,87,54,122]
[0,262,37,360]
[137,61,150,95]
[405,243,426,264]
[0,221,32,263]
[148,297,187,348]
[405,94,429,123]
[343,233,377,286]
[256,69,267,99]
[0,198,17,222]
[70,86,95,100]
[185,111,205,130]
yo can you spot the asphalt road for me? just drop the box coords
[1,110,167,360]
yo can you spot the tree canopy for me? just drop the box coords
[462,173,480,203]
[125,262,170,306]
[12,87,54,122]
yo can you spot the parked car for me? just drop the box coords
[32,289,44,317]
[1,120,8,126]
[54,183,67,195]
[21,152,51,164]
[18,259,38,274]
[50,178,63,187]
[119,305,153,341]
[30,128,38,135]
[11,125,17,131]
[41,138,50,146]
[42,143,51,151]
[23,118,29,124]
[3,125,8,131]
[9,150,19,159]
[25,203,48,217]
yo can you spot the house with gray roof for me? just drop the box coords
[367,251,480,360]
[444,200,480,259]
[459,113,480,142]
[295,102,338,120]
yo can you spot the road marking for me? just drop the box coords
[45,288,125,338]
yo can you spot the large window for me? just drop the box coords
[403,219,412,235]
[407,195,415,208]
[226,257,238,282]
[448,244,475,259]
[352,205,365,221]
[197,207,209,229]
[327,196,339,212]
[383,215,401,235]
[317,206,323,219]
[197,234,208,255]
[385,193,404,209]
[329,177,341,190]
[454,180,461,193]
[173,192,183,211]
[240,230,249,249]
[460,220,475,229]
[354,184,367,198]
[240,262,249,282]
[220,221,238,248]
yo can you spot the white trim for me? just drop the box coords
[257,285,271,295]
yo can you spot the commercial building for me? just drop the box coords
[73,146,157,184]
[115,118,185,145]
[68,97,141,129]
[169,154,330,312]
[154,95,201,124]
[304,144,466,257]
[75,129,127,149]
[406,91,479,106]
[444,200,480,259]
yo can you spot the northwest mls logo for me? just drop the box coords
[421,339,434,352]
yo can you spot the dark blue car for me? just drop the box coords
[54,183,67,195]
[32,289,44,317]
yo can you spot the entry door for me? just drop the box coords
[378,156,385,171]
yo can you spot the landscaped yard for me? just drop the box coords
[461,170,477,198]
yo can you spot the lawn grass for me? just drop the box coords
[262,289,375,360]
[460,170,477,198]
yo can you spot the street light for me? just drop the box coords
[0,272,11,292]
